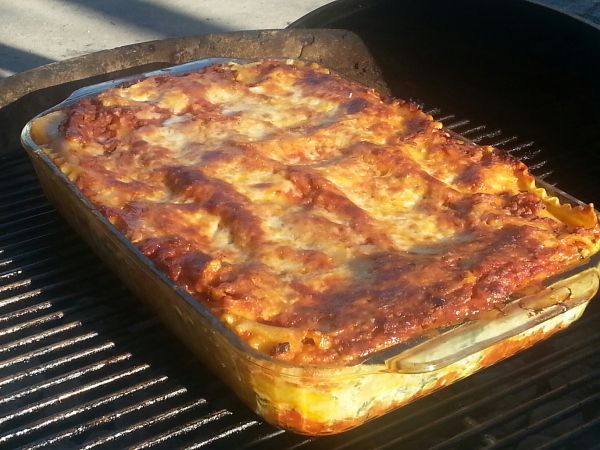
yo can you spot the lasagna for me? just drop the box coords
[37,59,600,366]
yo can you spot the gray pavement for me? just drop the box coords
[0,0,329,77]
[0,0,599,78]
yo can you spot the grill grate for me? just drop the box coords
[1,113,600,449]
[0,153,272,449]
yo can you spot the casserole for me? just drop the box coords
[21,58,600,434]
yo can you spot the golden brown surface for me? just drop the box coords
[43,60,600,366]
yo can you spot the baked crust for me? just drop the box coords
[42,59,600,365]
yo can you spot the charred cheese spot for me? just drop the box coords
[42,59,600,365]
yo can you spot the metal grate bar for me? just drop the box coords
[0,266,113,307]
[0,279,34,296]
[488,136,518,148]
[0,321,82,355]
[2,283,73,311]
[78,399,211,450]
[486,391,600,449]
[0,353,131,407]
[0,193,46,213]
[506,141,535,153]
[435,114,456,122]
[0,184,43,204]
[0,229,70,254]
[0,332,99,371]
[0,162,38,179]
[238,429,287,449]
[536,415,600,450]
[0,156,34,171]
[0,210,58,233]
[25,389,192,450]
[0,238,81,269]
[0,364,151,427]
[424,107,442,115]
[470,129,503,143]
[0,173,39,191]
[0,248,93,283]
[0,375,169,447]
[1,257,65,280]
[286,439,315,449]
[444,119,471,130]
[458,125,487,137]
[0,169,42,187]
[0,342,115,389]
[0,270,106,303]
[0,286,110,319]
[536,170,554,181]
[0,302,56,326]
[527,160,548,172]
[0,308,59,334]
[0,219,62,244]
[516,148,543,161]
[430,370,600,449]
[1,204,55,224]
[184,421,261,450]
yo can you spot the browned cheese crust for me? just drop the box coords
[45,60,600,365]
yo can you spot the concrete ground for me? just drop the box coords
[0,0,598,78]
[0,0,330,78]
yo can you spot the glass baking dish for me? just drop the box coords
[20,58,600,435]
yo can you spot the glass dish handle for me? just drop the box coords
[369,265,600,374]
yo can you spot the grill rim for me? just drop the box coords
[288,0,600,33]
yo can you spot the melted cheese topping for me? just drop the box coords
[41,60,600,366]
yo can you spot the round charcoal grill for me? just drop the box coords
[1,1,600,448]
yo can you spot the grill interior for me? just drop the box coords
[2,112,600,449]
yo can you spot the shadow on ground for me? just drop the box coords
[64,0,227,38]
[0,45,56,77]
[1,0,229,77]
